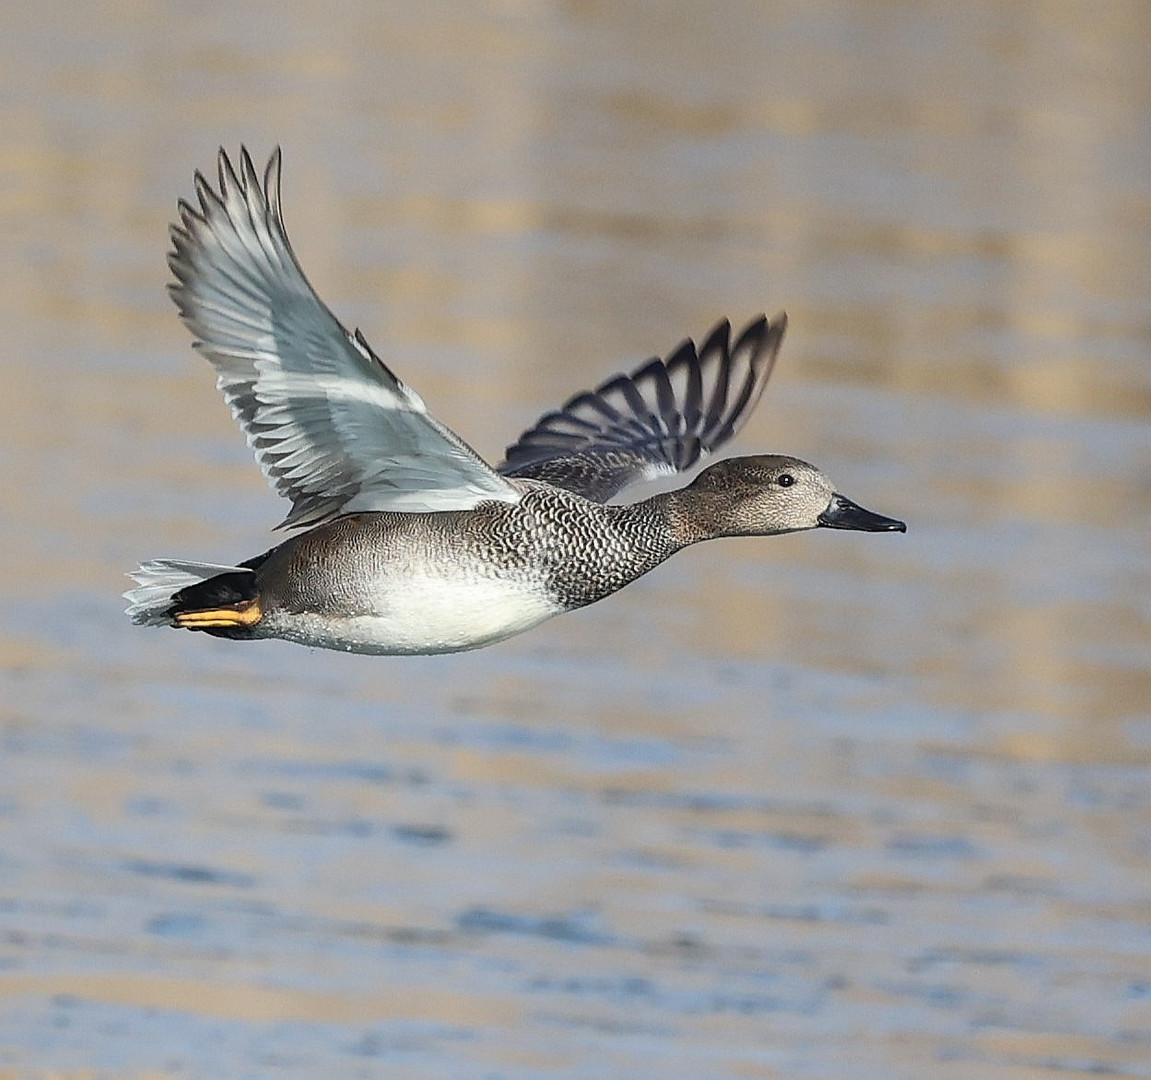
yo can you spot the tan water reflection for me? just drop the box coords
[1,2,1149,1078]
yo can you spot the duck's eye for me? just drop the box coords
[777,473,796,488]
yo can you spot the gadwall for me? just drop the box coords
[125,149,905,655]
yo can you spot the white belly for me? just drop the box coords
[265,572,565,655]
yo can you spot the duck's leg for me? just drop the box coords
[174,597,263,630]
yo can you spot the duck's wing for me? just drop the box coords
[169,148,520,529]
[498,314,786,502]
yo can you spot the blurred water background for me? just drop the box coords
[1,3,1150,1078]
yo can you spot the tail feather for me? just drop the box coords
[124,559,254,626]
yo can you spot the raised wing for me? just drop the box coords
[169,148,520,528]
[499,314,786,501]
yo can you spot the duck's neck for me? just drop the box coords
[628,485,733,547]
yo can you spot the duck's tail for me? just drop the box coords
[124,559,259,628]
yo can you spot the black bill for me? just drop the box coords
[818,493,906,533]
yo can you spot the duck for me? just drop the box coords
[125,148,905,656]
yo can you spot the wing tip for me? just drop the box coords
[264,146,284,219]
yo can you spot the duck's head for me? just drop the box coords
[681,455,906,539]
